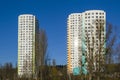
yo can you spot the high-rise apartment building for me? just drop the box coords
[67,10,106,74]
[18,14,39,77]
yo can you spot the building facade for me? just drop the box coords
[67,10,106,74]
[18,14,39,77]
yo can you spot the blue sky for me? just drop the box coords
[0,0,120,66]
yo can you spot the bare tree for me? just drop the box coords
[52,59,56,67]
[81,19,106,80]
[106,23,116,64]
[39,28,48,80]
[81,19,118,80]
[115,43,120,63]
[39,29,48,65]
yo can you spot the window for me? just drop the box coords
[95,25,98,29]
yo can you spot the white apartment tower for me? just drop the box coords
[67,10,106,74]
[18,14,39,77]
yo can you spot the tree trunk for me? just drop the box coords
[89,74,92,80]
